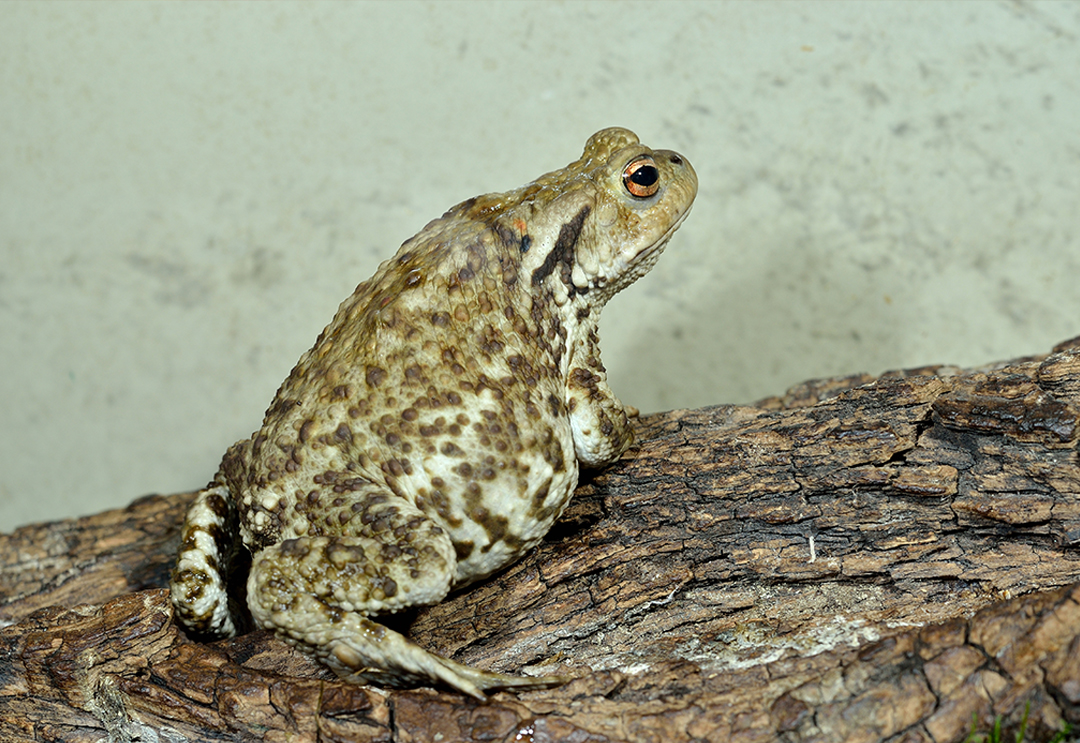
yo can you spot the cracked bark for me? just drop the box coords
[2,339,1080,743]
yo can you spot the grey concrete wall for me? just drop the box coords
[3,1,1079,527]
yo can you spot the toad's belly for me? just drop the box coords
[419,450,580,588]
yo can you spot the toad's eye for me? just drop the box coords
[622,156,660,198]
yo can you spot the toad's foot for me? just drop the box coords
[292,605,565,700]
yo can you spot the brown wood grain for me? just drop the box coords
[3,338,1079,742]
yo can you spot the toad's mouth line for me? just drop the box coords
[637,203,694,261]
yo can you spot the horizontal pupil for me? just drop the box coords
[630,165,658,186]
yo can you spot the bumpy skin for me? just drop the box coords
[170,128,697,699]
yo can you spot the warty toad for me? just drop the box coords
[170,127,697,698]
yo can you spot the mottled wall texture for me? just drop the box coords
[3,1,1079,527]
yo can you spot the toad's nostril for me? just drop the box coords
[669,155,683,165]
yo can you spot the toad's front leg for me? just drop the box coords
[246,495,562,699]
[566,364,635,468]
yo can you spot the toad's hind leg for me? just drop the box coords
[171,483,241,638]
[278,594,565,700]
[246,497,564,699]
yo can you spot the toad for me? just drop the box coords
[171,127,697,698]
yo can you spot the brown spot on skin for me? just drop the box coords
[570,367,602,398]
[531,205,591,287]
[489,220,518,250]
[471,509,511,549]
[440,442,464,457]
[547,394,563,417]
[550,447,566,473]
[454,540,475,561]
[429,489,458,525]
[299,419,315,444]
[366,366,387,388]
[278,539,308,557]
[206,492,230,518]
[531,481,551,510]
[503,262,519,286]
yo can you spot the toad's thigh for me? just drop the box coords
[247,498,456,630]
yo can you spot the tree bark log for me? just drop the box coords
[3,338,1080,742]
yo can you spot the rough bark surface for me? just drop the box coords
[3,339,1080,742]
